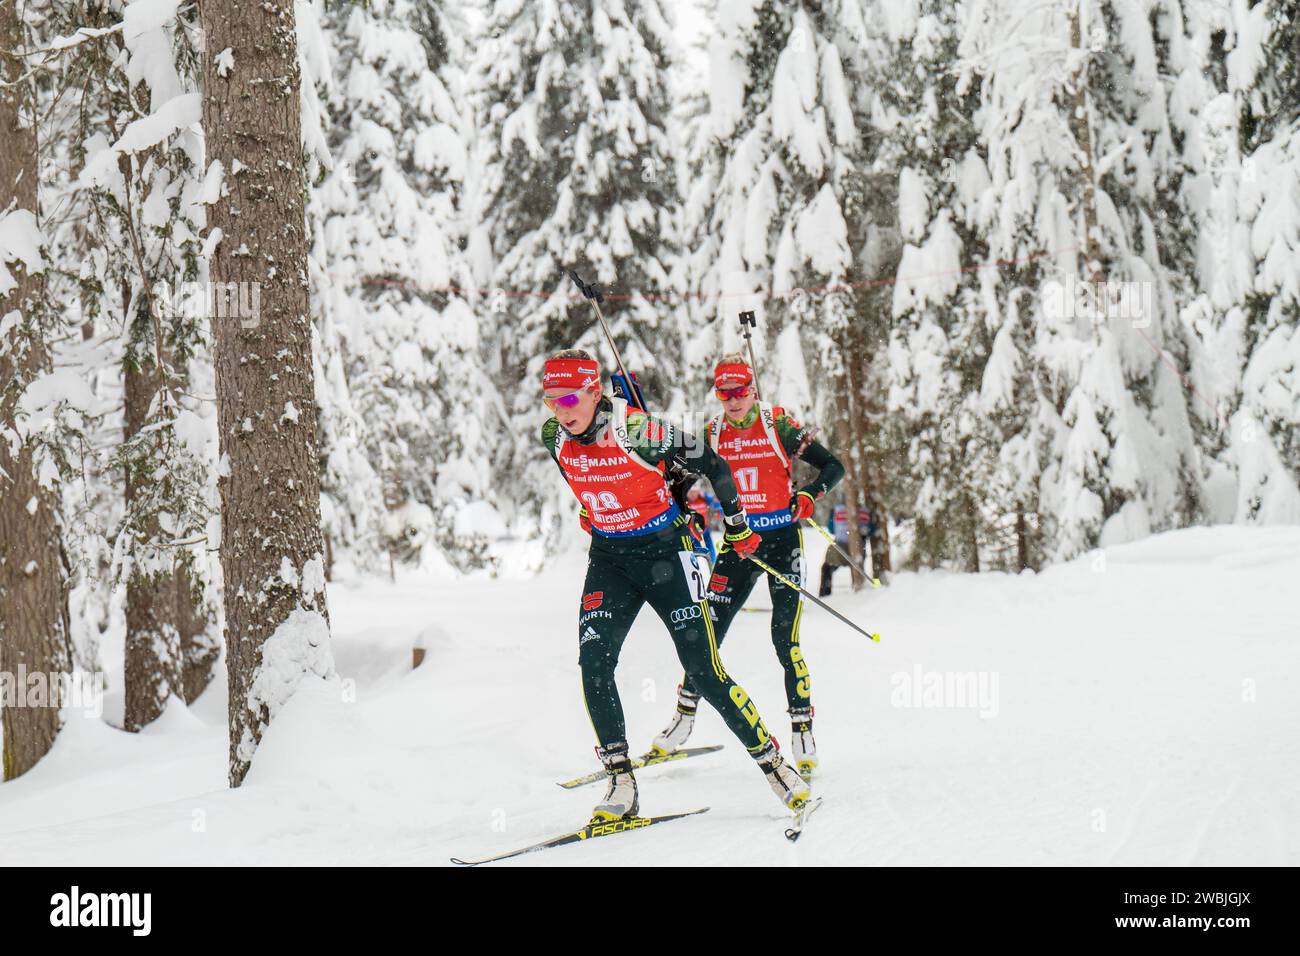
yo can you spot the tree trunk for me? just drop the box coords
[1070,2,1103,293]
[0,0,69,780]
[201,0,331,787]
[836,415,877,590]
[175,558,220,704]
[1014,510,1026,572]
[965,489,981,573]
[122,287,182,731]
[119,251,220,722]
[835,326,892,585]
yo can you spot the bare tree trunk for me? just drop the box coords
[965,489,981,573]
[202,0,331,787]
[120,334,221,724]
[858,341,892,579]
[122,286,182,731]
[1070,1,1103,293]
[120,273,219,721]
[1016,510,1029,572]
[175,558,220,703]
[836,430,866,592]
[835,325,892,586]
[0,0,69,780]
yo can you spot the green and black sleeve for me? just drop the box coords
[774,413,845,501]
[623,410,746,521]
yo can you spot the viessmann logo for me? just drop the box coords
[723,437,773,451]
[562,455,633,483]
[50,886,151,936]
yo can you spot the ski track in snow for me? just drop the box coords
[1,525,1298,866]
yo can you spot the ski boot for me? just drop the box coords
[755,740,811,810]
[591,741,639,823]
[649,685,700,755]
[790,706,818,780]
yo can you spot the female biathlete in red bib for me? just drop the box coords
[651,354,844,780]
[540,349,810,822]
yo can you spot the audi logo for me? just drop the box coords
[670,606,702,623]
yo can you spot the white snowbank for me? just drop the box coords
[2,526,1296,865]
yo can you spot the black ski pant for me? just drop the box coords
[577,523,774,755]
[682,524,810,713]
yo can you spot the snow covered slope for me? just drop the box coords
[2,525,1297,865]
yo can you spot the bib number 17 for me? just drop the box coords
[735,467,759,493]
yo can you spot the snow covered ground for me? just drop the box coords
[2,525,1297,866]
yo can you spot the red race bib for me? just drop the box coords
[709,404,793,529]
[556,400,677,536]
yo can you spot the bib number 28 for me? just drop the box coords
[679,552,709,603]
[580,491,622,513]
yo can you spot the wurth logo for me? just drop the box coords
[710,575,728,593]
[582,591,604,611]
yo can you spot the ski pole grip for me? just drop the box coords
[568,269,602,303]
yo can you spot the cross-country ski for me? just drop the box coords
[451,808,710,867]
[557,746,725,789]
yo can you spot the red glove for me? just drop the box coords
[723,523,762,556]
[579,507,592,535]
[789,490,816,521]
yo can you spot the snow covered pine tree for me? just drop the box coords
[58,0,222,731]
[471,0,683,536]
[681,0,892,577]
[312,0,502,574]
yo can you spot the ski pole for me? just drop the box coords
[806,517,881,589]
[739,552,880,643]
[738,310,763,401]
[568,269,646,410]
